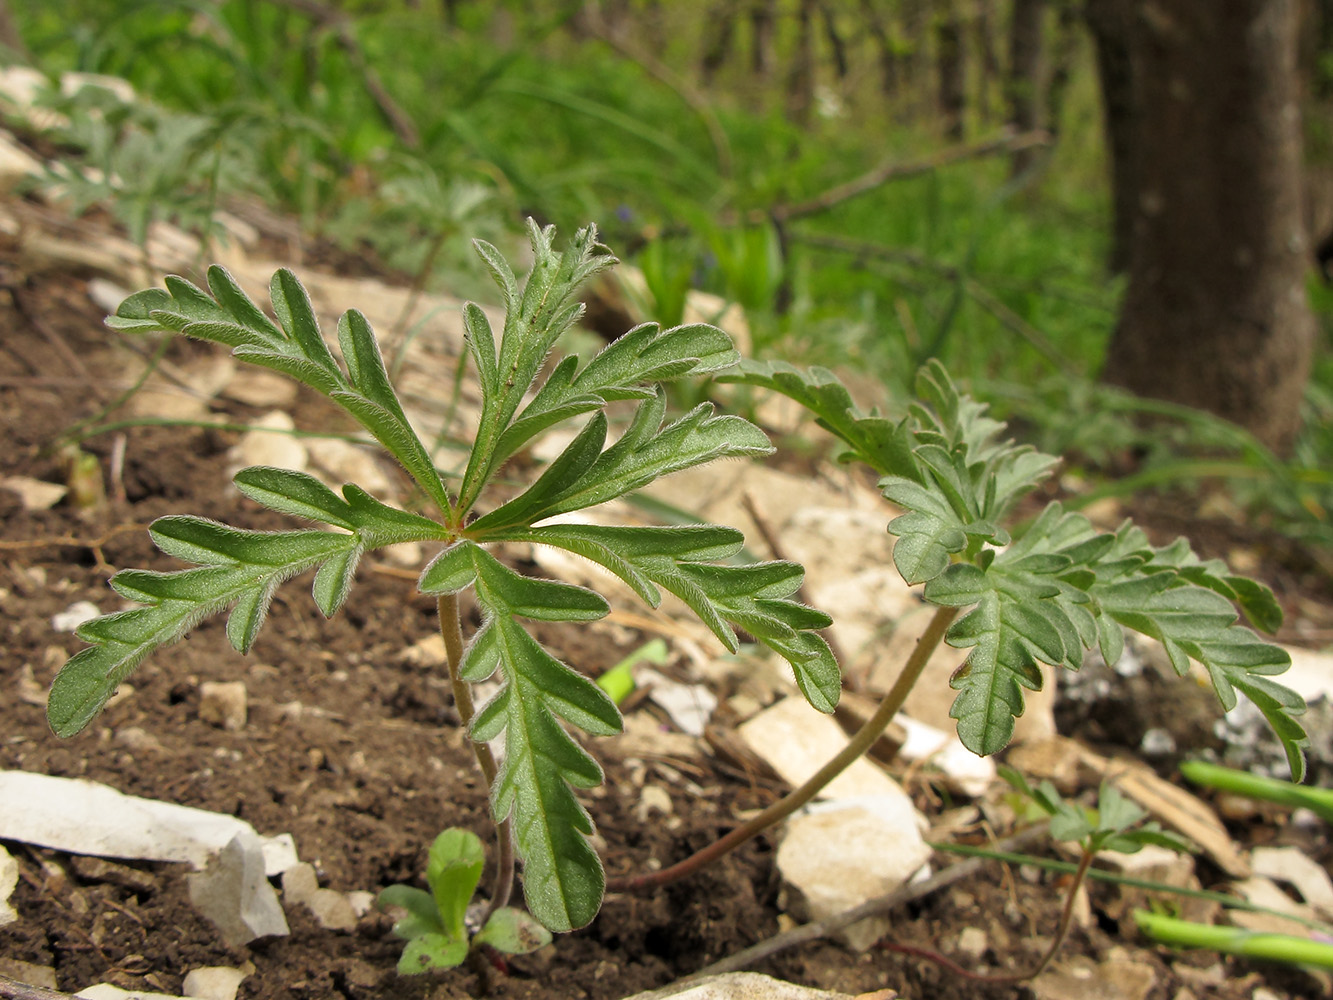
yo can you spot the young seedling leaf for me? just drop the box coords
[48,520,362,736]
[719,360,921,479]
[457,224,617,513]
[425,829,485,941]
[398,934,469,974]
[378,885,444,939]
[105,267,454,512]
[474,907,553,955]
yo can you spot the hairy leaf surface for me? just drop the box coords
[419,542,620,931]
[104,266,450,513]
[496,522,840,713]
[49,518,358,737]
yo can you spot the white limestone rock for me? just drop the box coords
[181,966,248,1000]
[0,844,17,927]
[198,681,247,732]
[737,696,905,801]
[187,832,289,947]
[776,799,931,951]
[620,971,857,1000]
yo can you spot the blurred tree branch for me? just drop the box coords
[268,0,420,148]
[739,128,1049,226]
[580,1,733,179]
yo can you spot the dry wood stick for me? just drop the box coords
[693,822,1050,978]
[0,975,77,1000]
[743,129,1049,226]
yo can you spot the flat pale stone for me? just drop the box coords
[221,369,297,409]
[198,681,247,731]
[956,925,988,960]
[807,567,920,667]
[52,600,100,632]
[187,832,289,946]
[620,971,856,1000]
[282,862,358,931]
[1030,956,1156,1000]
[77,987,187,1000]
[1277,645,1333,703]
[181,966,247,1000]
[0,959,56,989]
[0,771,294,874]
[1,474,67,510]
[1252,845,1333,917]
[306,437,392,495]
[894,713,995,798]
[0,844,17,926]
[737,696,905,801]
[776,800,931,951]
[229,410,308,474]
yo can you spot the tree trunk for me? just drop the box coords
[1101,0,1315,455]
[819,2,849,80]
[701,0,739,84]
[0,0,28,59]
[749,0,776,78]
[786,0,817,126]
[1006,0,1046,176]
[975,0,1002,122]
[1044,0,1079,140]
[936,0,966,140]
[859,0,901,97]
[1084,0,1136,273]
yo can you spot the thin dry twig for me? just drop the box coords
[0,975,78,1000]
[693,822,1050,978]
[0,522,148,553]
[267,0,420,148]
[581,2,734,179]
[738,129,1049,227]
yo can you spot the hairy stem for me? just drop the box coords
[438,593,514,915]
[606,603,959,892]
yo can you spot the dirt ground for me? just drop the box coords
[1,230,1329,1000]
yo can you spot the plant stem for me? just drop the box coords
[1134,911,1333,970]
[877,844,1092,984]
[1179,759,1333,823]
[438,593,514,915]
[694,822,1051,977]
[935,841,1333,934]
[606,603,959,893]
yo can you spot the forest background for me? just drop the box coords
[5,0,1333,581]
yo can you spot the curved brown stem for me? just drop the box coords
[881,844,1095,984]
[438,593,514,916]
[606,603,959,893]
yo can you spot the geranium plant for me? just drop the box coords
[45,222,839,932]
